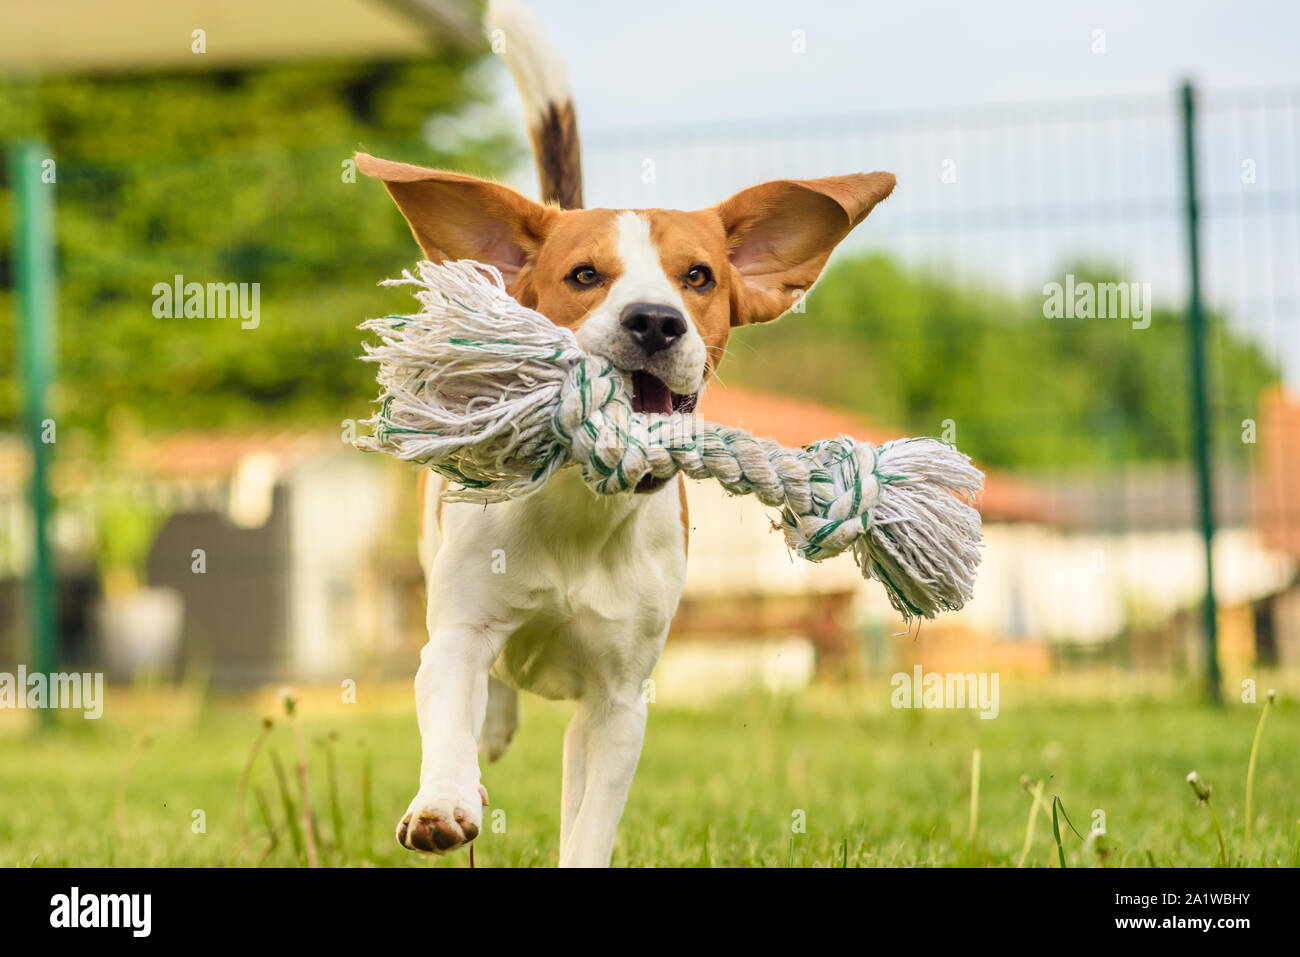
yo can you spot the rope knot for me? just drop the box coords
[781,437,881,561]
[555,357,660,494]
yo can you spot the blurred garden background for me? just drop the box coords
[0,0,1297,866]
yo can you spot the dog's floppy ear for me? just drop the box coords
[356,153,557,284]
[714,173,896,325]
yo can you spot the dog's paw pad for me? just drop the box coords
[396,789,484,854]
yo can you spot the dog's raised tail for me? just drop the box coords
[486,0,583,209]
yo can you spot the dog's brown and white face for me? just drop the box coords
[356,154,894,418]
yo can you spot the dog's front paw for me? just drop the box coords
[396,783,489,854]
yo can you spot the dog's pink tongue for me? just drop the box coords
[631,371,672,414]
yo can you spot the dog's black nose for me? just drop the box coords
[620,302,687,356]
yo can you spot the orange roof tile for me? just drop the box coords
[140,430,336,479]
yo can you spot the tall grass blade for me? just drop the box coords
[269,748,305,863]
[1051,798,1067,868]
[1017,779,1046,868]
[322,736,345,856]
[236,718,272,861]
[1245,692,1274,860]
[252,786,279,865]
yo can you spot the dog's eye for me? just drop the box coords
[684,264,714,290]
[566,265,602,287]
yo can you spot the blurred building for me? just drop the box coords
[676,386,1050,682]
[677,386,1294,685]
[137,432,413,684]
[0,431,418,686]
[4,384,1296,687]
[3,388,1296,690]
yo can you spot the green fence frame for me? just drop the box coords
[1179,82,1222,705]
[10,140,58,724]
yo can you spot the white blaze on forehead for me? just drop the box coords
[611,211,689,317]
[572,210,708,396]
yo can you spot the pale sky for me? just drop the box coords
[484,0,1300,381]
[513,0,1300,128]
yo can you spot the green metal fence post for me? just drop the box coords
[10,141,58,724]
[1179,82,1222,705]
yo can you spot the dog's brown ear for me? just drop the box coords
[356,153,557,283]
[714,173,896,325]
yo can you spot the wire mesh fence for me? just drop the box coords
[571,83,1300,678]
[4,82,1300,686]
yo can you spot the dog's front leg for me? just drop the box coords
[558,690,648,867]
[396,623,506,854]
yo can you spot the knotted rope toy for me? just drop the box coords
[355,260,984,619]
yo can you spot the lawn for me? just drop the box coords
[1,679,1295,867]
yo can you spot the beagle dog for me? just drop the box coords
[358,0,895,867]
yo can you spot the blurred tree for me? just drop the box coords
[0,54,522,441]
[0,63,1277,473]
[722,254,1278,469]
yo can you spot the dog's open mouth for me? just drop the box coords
[629,371,697,492]
[630,370,697,415]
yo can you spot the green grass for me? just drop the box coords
[1,686,1295,867]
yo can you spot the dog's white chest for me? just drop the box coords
[429,469,687,700]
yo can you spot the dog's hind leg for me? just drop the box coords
[558,688,648,867]
[479,676,519,763]
[559,706,590,850]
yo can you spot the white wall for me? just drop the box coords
[286,451,401,676]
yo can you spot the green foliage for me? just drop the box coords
[0,55,522,441]
[0,61,1277,473]
[93,494,168,592]
[722,254,1279,469]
